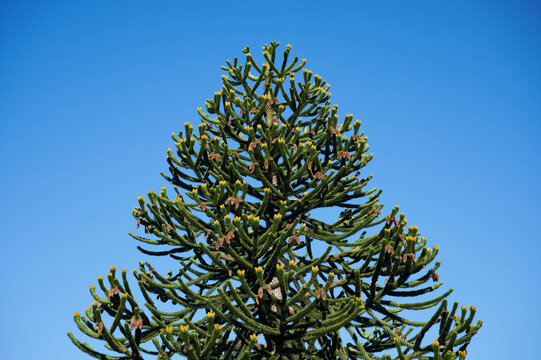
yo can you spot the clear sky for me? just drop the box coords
[1,1,539,359]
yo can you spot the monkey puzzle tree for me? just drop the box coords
[68,42,481,360]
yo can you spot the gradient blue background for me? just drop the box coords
[1,1,539,359]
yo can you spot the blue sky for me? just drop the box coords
[1,1,539,359]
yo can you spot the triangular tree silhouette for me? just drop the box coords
[69,42,481,360]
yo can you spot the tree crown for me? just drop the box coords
[68,42,481,360]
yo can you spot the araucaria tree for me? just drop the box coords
[69,42,481,360]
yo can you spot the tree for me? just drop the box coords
[68,42,481,360]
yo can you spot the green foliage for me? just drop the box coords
[68,42,481,359]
